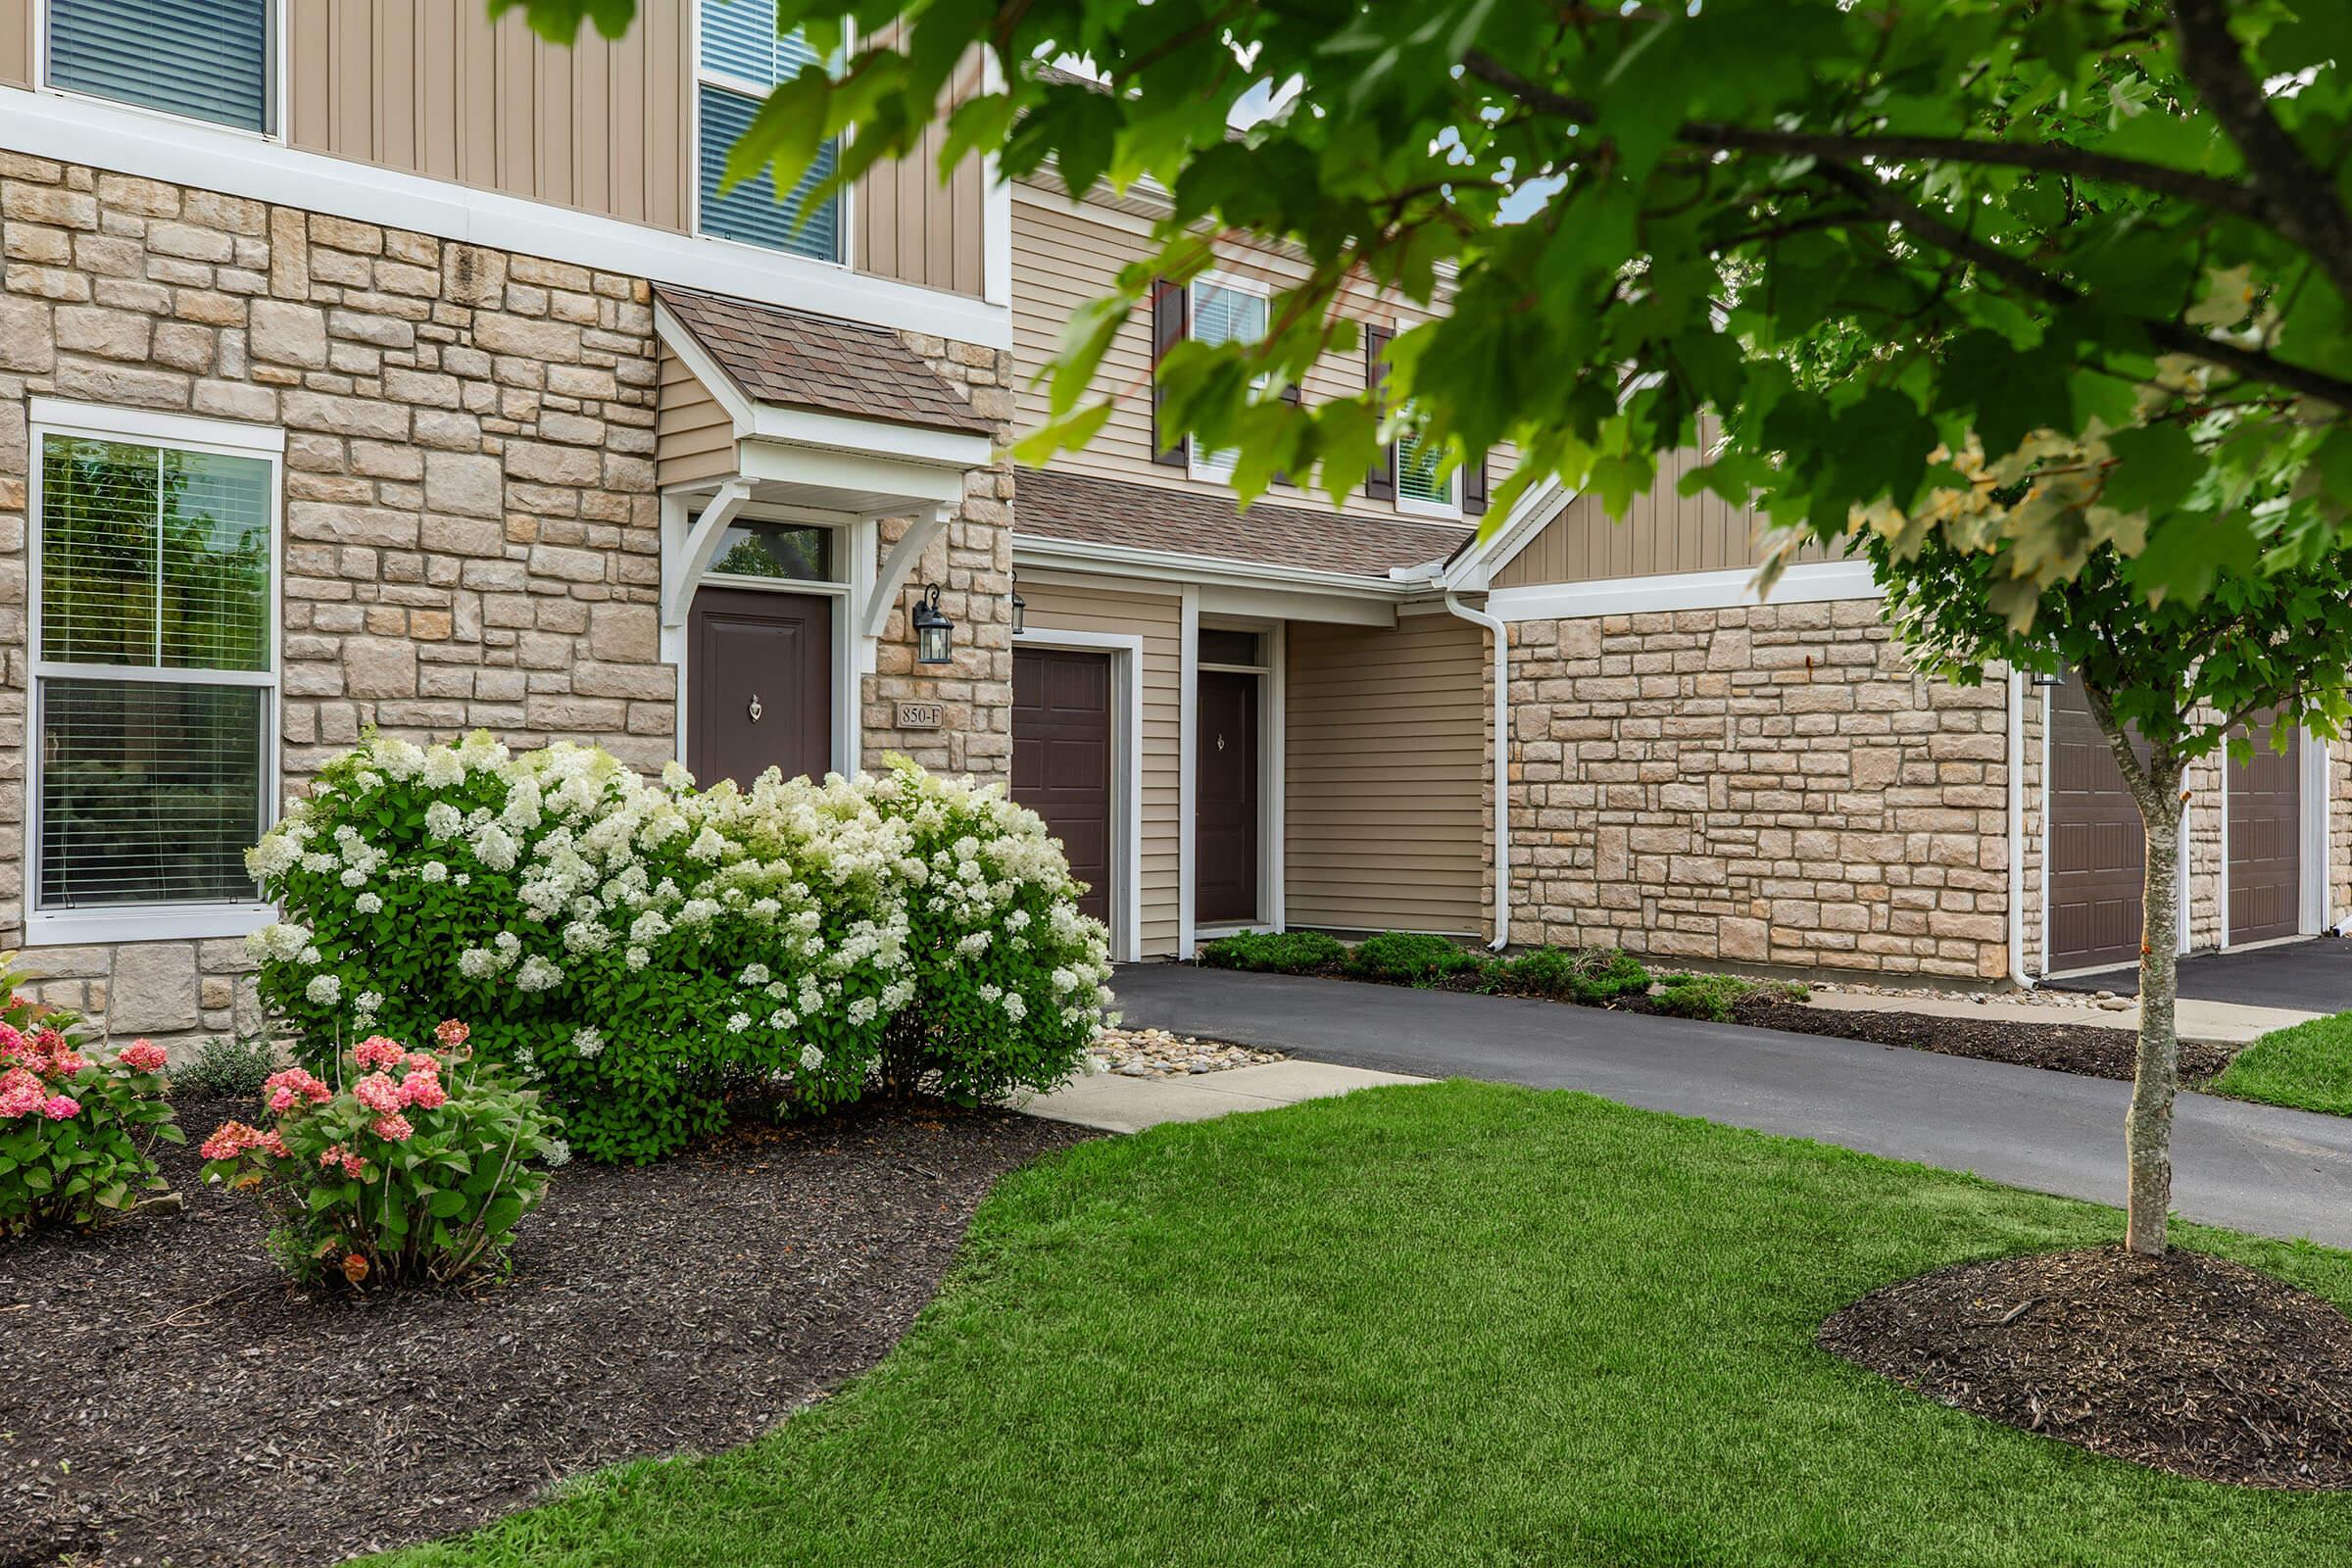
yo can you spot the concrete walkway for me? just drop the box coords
[1022,1058,1429,1134]
[1805,989,2322,1047]
[1111,964,2352,1250]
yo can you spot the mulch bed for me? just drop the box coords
[1820,1246,2352,1488]
[1728,998,2241,1082]
[1,1095,1089,1568]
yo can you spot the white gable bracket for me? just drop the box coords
[661,478,753,627]
[858,506,956,641]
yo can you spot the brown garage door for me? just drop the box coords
[2229,718,2301,944]
[1012,648,1112,924]
[2048,677,2144,973]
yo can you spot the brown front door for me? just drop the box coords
[1195,669,1259,926]
[2047,676,2144,973]
[1011,648,1113,924]
[2229,716,2301,944]
[688,586,832,788]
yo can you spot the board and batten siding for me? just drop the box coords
[1015,578,1184,956]
[1493,418,1824,587]
[0,0,985,295]
[656,344,734,488]
[1286,612,1488,936]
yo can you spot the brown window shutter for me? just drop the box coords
[1363,324,1396,501]
[1150,277,1189,466]
[1463,450,1491,515]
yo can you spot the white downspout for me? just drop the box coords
[1444,590,1511,952]
[2007,663,2036,990]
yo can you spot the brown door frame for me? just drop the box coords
[1008,627,1140,961]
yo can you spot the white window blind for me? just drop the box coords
[48,0,272,134]
[36,432,273,911]
[1395,411,1456,511]
[696,0,842,262]
[1188,279,1269,479]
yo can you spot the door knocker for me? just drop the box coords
[1216,733,1227,751]
[748,694,763,722]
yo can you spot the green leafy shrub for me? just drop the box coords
[0,964,182,1237]
[1344,932,1491,987]
[1651,972,1810,1023]
[199,1022,563,1289]
[177,1034,279,1101]
[246,734,912,1164]
[865,760,1115,1103]
[1500,947,1652,1004]
[1198,931,1346,973]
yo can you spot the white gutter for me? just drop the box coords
[1443,589,1512,952]
[2007,664,2036,990]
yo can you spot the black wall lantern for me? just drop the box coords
[1010,572,1027,637]
[910,583,955,665]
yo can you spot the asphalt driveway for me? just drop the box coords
[1111,963,2352,1250]
[2048,935,2352,1010]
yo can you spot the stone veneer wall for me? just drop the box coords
[1503,601,2012,981]
[0,154,1009,1047]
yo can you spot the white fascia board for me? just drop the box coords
[654,304,759,430]
[1011,534,1413,600]
[1434,477,1571,592]
[736,441,972,506]
[744,406,995,470]
[1487,559,1883,621]
[1196,582,1396,628]
[1,87,1011,348]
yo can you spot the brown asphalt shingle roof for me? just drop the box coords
[655,285,996,437]
[1015,467,1469,579]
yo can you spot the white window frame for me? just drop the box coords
[25,398,284,947]
[688,0,853,270]
[1185,270,1273,484]
[1393,416,1464,521]
[34,0,288,144]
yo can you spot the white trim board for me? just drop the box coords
[1177,586,1200,957]
[1011,625,1148,963]
[1485,560,1882,621]
[0,85,1009,348]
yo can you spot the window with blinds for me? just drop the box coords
[1188,279,1270,480]
[35,432,273,911]
[47,0,273,134]
[1395,410,1457,514]
[696,0,842,262]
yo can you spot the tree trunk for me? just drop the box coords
[2125,777,2185,1257]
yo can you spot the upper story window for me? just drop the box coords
[697,0,843,264]
[1186,275,1270,481]
[46,0,274,135]
[30,404,280,935]
[1394,416,1459,517]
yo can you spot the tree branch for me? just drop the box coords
[1459,50,2268,223]
[1814,164,2352,410]
[2167,0,2352,308]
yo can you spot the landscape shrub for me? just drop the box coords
[0,964,181,1236]
[246,734,912,1163]
[199,1022,562,1288]
[1651,972,1810,1023]
[1501,946,1653,1004]
[1198,930,1346,974]
[1344,932,1491,987]
[177,1035,280,1101]
[864,760,1115,1103]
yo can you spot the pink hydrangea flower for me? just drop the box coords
[434,1019,470,1049]
[263,1067,332,1114]
[404,1050,441,1074]
[354,1035,406,1071]
[118,1039,169,1073]
[0,1074,42,1119]
[259,1130,292,1158]
[200,1120,267,1159]
[318,1143,368,1178]
[399,1072,448,1111]
[370,1112,415,1143]
[353,1072,403,1114]
[0,1023,25,1062]
[38,1095,77,1120]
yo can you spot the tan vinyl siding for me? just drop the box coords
[656,345,735,488]
[1017,578,1184,955]
[1287,613,1487,936]
[276,1,981,293]
[1494,417,1822,587]
[0,0,28,89]
[1013,184,1450,525]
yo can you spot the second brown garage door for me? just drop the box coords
[2229,719,2301,944]
[2047,677,2145,973]
[1011,648,1112,924]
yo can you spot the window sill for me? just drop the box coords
[26,902,276,949]
[1395,493,1464,521]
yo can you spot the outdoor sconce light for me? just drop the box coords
[1010,573,1027,637]
[911,583,955,665]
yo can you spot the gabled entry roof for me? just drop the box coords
[654,285,996,438]
[1016,468,1471,579]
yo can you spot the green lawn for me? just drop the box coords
[381,1082,2352,1567]
[2212,1011,2352,1117]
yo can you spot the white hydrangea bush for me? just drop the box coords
[864,759,1115,1103]
[247,733,912,1163]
